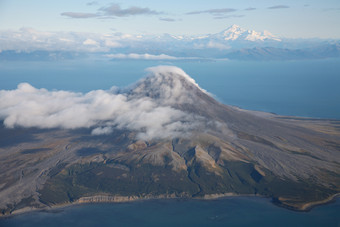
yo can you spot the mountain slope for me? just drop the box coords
[0,66,339,215]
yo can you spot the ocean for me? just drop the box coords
[1,197,339,227]
[0,58,339,225]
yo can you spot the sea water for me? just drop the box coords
[0,197,339,227]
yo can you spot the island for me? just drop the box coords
[0,66,339,216]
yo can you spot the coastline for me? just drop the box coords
[2,192,339,218]
[299,193,340,211]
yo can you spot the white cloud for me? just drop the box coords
[0,28,123,52]
[105,53,203,61]
[146,66,207,95]
[104,39,121,47]
[207,41,231,50]
[83,39,98,45]
[91,126,113,135]
[0,66,209,140]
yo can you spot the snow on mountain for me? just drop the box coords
[211,24,281,42]
[0,25,281,53]
[4,25,340,61]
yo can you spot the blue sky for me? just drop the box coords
[1,0,340,38]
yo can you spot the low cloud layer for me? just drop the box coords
[0,28,122,52]
[105,53,178,60]
[0,66,206,140]
[105,53,202,61]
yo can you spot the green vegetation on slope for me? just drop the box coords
[39,159,337,210]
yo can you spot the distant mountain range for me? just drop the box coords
[226,43,340,60]
[157,24,281,42]
[1,25,340,61]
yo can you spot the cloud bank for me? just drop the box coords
[105,53,202,61]
[0,28,125,52]
[0,66,206,140]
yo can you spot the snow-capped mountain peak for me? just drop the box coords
[217,24,281,42]
[221,24,246,41]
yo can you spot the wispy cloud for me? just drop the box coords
[268,5,290,10]
[87,1,98,6]
[245,7,256,11]
[159,17,176,22]
[187,8,236,15]
[61,3,160,19]
[61,12,98,19]
[214,15,244,20]
[99,3,160,17]
[323,7,340,11]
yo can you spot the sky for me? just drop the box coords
[0,0,340,39]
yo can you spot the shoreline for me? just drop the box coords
[2,192,339,218]
[299,193,340,211]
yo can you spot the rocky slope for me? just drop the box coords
[0,66,339,215]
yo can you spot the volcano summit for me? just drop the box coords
[0,66,339,215]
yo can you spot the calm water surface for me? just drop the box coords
[1,197,339,227]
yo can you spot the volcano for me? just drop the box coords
[0,66,339,215]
